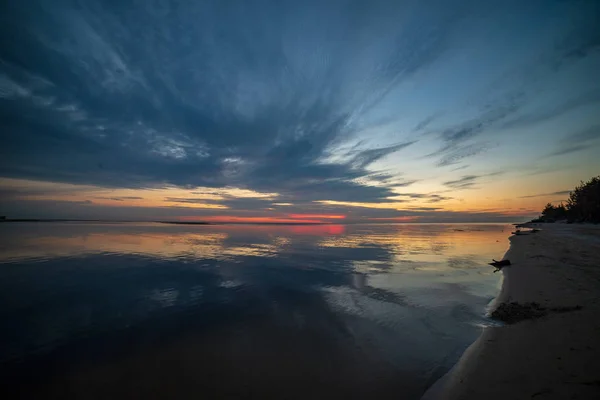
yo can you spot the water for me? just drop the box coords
[0,222,510,399]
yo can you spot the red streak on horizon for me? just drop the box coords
[287,214,346,219]
[179,216,323,224]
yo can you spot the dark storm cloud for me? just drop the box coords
[0,0,456,205]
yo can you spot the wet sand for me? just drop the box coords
[427,224,600,400]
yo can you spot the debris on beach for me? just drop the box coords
[491,302,582,324]
[489,259,511,272]
[491,302,546,323]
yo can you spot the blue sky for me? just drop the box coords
[1,0,599,222]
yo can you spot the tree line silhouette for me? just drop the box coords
[534,176,600,223]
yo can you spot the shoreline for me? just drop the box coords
[420,241,512,400]
[423,223,600,400]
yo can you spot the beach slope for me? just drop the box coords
[433,224,600,400]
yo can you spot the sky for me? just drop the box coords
[1,0,599,223]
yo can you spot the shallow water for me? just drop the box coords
[0,222,509,399]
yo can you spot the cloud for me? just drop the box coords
[422,90,525,167]
[519,190,571,199]
[94,196,143,201]
[436,143,490,167]
[443,175,479,190]
[547,145,588,157]
[349,141,416,169]
[388,192,453,203]
[501,90,600,130]
[0,196,532,223]
[420,4,599,168]
[443,171,503,190]
[164,197,221,204]
[568,124,600,143]
[1,0,599,220]
[0,0,460,207]
[404,206,443,211]
[413,114,439,132]
[450,165,469,172]
[546,124,600,157]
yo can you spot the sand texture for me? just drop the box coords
[434,224,600,400]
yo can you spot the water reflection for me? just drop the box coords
[0,222,510,399]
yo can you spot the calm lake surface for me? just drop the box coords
[0,222,510,399]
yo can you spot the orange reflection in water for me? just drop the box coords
[317,224,511,269]
[290,224,346,235]
[0,223,511,270]
[1,231,227,261]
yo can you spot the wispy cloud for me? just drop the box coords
[519,190,571,199]
[443,171,503,190]
[502,90,600,130]
[436,143,490,167]
[546,124,600,157]
[349,141,416,169]
[443,175,479,190]
[1,0,599,220]
[94,196,143,201]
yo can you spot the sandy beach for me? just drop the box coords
[426,224,600,400]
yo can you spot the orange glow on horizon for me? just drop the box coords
[0,177,557,221]
[368,216,420,222]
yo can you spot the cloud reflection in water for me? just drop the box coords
[0,222,509,399]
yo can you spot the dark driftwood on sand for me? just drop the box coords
[489,259,511,272]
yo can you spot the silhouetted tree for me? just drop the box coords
[566,176,600,223]
[540,202,567,222]
[534,176,600,223]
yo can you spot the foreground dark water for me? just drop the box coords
[0,222,510,399]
